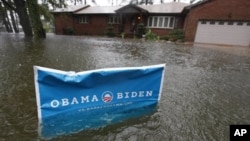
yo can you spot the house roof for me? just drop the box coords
[115,4,149,14]
[54,2,190,14]
[184,0,211,10]
[75,5,122,14]
[52,5,89,13]
[138,2,189,14]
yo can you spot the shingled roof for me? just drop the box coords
[52,5,89,13]
[138,2,189,14]
[75,5,122,14]
[53,2,190,14]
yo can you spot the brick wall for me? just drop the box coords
[54,13,74,35]
[74,15,109,35]
[184,0,250,42]
[55,14,121,36]
[54,13,185,37]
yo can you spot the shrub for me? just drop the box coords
[63,26,75,35]
[145,29,157,40]
[105,24,115,37]
[169,29,185,42]
[135,23,146,38]
[120,32,125,38]
[159,35,169,41]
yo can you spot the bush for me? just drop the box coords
[135,23,146,38]
[169,29,185,42]
[159,35,169,41]
[145,29,157,40]
[105,24,115,37]
[63,26,75,35]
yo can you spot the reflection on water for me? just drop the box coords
[0,33,250,140]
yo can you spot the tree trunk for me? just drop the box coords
[7,0,19,33]
[26,0,46,39]
[1,3,13,32]
[13,0,33,37]
[9,9,19,33]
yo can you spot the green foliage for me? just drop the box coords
[120,32,125,38]
[105,24,115,37]
[27,0,46,38]
[159,35,169,41]
[135,23,146,38]
[38,4,53,22]
[145,29,157,40]
[169,29,185,42]
[63,26,75,35]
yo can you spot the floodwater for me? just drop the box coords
[0,33,250,140]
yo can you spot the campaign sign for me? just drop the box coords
[34,64,165,139]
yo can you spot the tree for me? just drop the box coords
[0,2,12,32]
[27,0,46,38]
[12,0,33,37]
[139,0,153,5]
[1,0,47,38]
[8,0,19,33]
[129,0,154,5]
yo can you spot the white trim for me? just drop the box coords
[158,64,166,101]
[34,64,166,76]
[33,66,42,137]
[147,16,175,29]
[34,66,42,120]
[78,16,89,24]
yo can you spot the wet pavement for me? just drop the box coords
[0,33,250,140]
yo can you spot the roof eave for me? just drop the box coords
[183,0,211,12]
[115,4,148,14]
[51,5,90,13]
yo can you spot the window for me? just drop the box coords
[108,15,120,24]
[159,17,163,27]
[210,21,215,25]
[228,21,234,25]
[218,21,224,25]
[164,17,169,27]
[201,21,206,24]
[153,17,158,27]
[147,16,175,29]
[148,17,153,27]
[169,17,174,27]
[78,16,89,24]
[237,22,243,26]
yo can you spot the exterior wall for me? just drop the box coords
[54,14,121,36]
[54,13,74,35]
[53,12,185,37]
[184,0,250,42]
[149,28,172,36]
[74,15,108,35]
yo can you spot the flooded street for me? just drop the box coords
[0,33,250,140]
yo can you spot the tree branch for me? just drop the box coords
[1,0,17,12]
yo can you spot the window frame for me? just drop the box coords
[108,15,120,24]
[78,15,89,24]
[147,16,175,29]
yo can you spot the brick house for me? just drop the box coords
[52,2,188,37]
[52,0,250,46]
[183,0,250,46]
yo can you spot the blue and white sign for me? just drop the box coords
[34,64,165,139]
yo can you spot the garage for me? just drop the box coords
[194,20,250,46]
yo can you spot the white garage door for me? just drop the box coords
[195,21,250,46]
